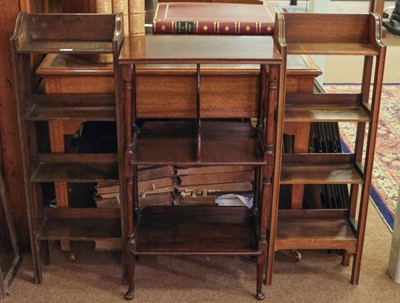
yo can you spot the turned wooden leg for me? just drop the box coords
[256,254,266,300]
[124,287,135,300]
[342,251,351,266]
[124,236,136,300]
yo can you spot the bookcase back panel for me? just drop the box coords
[135,74,259,118]
[284,14,370,43]
[23,13,117,41]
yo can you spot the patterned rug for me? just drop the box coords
[324,84,400,230]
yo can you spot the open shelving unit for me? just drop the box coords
[10,12,124,283]
[268,11,386,285]
[118,35,284,300]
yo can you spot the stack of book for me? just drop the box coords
[173,165,254,206]
[94,165,174,251]
[93,0,144,36]
[63,0,145,36]
[95,165,174,209]
[136,165,174,208]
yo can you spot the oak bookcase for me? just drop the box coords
[268,11,386,285]
[118,34,285,300]
[10,12,124,283]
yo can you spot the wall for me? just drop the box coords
[0,1,29,250]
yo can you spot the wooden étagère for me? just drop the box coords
[118,34,284,300]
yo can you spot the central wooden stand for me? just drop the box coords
[118,35,284,300]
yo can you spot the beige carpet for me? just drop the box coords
[4,202,399,303]
[324,1,400,84]
[325,32,400,84]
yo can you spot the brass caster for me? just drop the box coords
[64,251,76,263]
[256,292,265,300]
[290,250,301,263]
[124,289,134,300]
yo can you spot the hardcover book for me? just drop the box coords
[153,2,275,35]
[177,170,254,186]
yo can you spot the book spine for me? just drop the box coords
[113,0,129,35]
[128,0,145,36]
[153,21,274,35]
[95,0,112,14]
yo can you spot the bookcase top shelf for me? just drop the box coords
[11,12,123,54]
[119,35,282,64]
[287,42,379,56]
[276,12,384,56]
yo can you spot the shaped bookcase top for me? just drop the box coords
[11,12,123,54]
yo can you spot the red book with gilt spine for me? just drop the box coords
[152,2,275,35]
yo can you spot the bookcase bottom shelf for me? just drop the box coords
[135,206,259,255]
[275,210,357,253]
[37,208,121,241]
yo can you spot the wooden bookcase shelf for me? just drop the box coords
[10,12,124,284]
[24,94,116,121]
[276,210,357,253]
[268,11,386,286]
[135,206,258,255]
[31,154,118,182]
[280,154,364,185]
[119,35,284,300]
[133,120,266,165]
[12,14,119,54]
[37,208,121,241]
[16,41,114,54]
[287,42,379,56]
[285,93,371,123]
